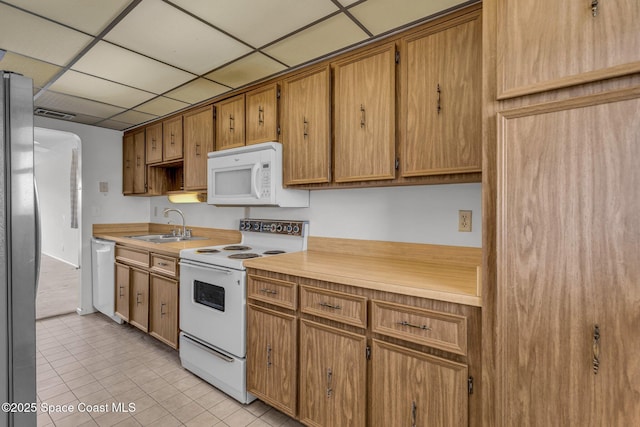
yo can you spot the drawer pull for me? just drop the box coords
[161,302,166,316]
[157,262,169,267]
[398,320,431,331]
[260,288,278,295]
[267,344,272,368]
[411,400,417,427]
[593,324,600,375]
[326,368,333,398]
[119,285,124,297]
[319,302,342,310]
[136,292,142,305]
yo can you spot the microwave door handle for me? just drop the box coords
[252,164,261,199]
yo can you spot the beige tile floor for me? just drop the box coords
[36,313,303,427]
[36,255,80,319]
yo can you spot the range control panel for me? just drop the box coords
[240,219,307,237]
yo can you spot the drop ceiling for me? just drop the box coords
[0,0,471,131]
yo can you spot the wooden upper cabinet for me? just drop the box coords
[246,83,279,145]
[401,9,481,177]
[122,133,135,195]
[183,105,214,190]
[145,122,163,164]
[162,116,183,161]
[214,94,245,151]
[333,43,396,183]
[497,0,640,98]
[281,66,331,185]
[132,129,147,194]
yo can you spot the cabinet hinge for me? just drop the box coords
[395,50,400,64]
[468,377,473,395]
[395,158,399,170]
[366,345,371,360]
[277,125,281,135]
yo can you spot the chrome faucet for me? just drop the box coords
[163,208,187,238]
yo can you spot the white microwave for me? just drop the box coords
[207,142,309,207]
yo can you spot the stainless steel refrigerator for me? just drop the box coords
[1,71,39,426]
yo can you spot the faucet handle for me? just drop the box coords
[184,228,192,239]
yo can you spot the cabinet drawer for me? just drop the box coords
[248,275,297,310]
[150,254,178,277]
[371,300,467,355]
[300,285,367,329]
[115,245,149,268]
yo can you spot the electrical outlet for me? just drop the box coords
[459,210,472,232]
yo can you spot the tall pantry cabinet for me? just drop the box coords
[484,1,640,426]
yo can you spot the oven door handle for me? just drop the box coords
[183,335,235,363]
[179,261,234,275]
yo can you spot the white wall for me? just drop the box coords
[150,183,481,247]
[34,117,150,316]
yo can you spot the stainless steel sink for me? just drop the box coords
[125,234,208,244]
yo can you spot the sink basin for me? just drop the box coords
[126,234,209,244]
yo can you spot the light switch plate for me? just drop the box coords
[99,181,108,193]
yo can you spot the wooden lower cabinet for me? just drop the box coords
[247,304,297,417]
[129,268,149,332]
[370,339,468,427]
[299,319,367,427]
[115,263,130,321]
[149,274,179,348]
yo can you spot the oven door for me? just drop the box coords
[179,260,246,358]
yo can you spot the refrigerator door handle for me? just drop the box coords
[34,178,41,294]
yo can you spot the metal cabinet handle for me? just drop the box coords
[437,84,442,114]
[170,132,175,145]
[119,286,124,297]
[591,0,599,16]
[360,104,366,128]
[319,302,342,310]
[303,117,309,138]
[411,401,417,427]
[267,344,272,368]
[229,114,234,131]
[260,288,278,295]
[158,262,169,267]
[161,302,166,316]
[593,324,600,374]
[258,106,264,125]
[136,155,141,167]
[398,320,431,331]
[326,368,333,398]
[136,292,142,305]
[125,159,130,169]
[151,137,156,150]
[195,143,201,156]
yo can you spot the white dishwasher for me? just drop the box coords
[91,237,122,324]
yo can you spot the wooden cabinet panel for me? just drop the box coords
[129,268,149,332]
[122,134,135,194]
[150,254,178,278]
[371,299,467,355]
[370,339,468,427]
[497,0,640,98]
[145,122,163,164]
[115,245,149,268]
[163,116,183,161]
[248,274,297,310]
[495,93,640,426]
[333,43,396,183]
[282,66,331,185]
[133,129,146,193]
[115,263,130,321]
[149,274,179,349]
[246,84,279,145]
[183,105,213,190]
[300,285,367,329]
[215,94,245,150]
[247,304,297,417]
[299,319,366,427]
[401,10,481,177]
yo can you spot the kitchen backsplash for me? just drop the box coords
[149,183,482,247]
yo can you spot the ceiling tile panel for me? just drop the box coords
[171,0,339,48]
[35,90,126,119]
[92,118,132,131]
[4,0,131,35]
[71,41,196,94]
[105,0,252,75]
[49,70,156,109]
[350,0,468,35]
[110,110,157,126]
[337,0,362,6]
[165,79,231,104]
[204,53,286,89]
[135,96,191,116]
[263,14,369,67]
[0,52,62,89]
[0,3,92,66]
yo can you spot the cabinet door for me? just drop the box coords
[247,304,297,417]
[122,134,134,194]
[333,43,396,183]
[497,0,640,98]
[246,84,279,145]
[299,319,366,427]
[132,129,146,194]
[115,263,130,321]
[215,94,245,150]
[401,11,481,177]
[145,122,163,164]
[163,116,183,161]
[282,67,331,185]
[129,267,149,332]
[149,274,179,349]
[495,94,640,426]
[183,105,214,190]
[371,339,468,427]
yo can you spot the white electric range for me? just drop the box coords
[178,219,308,404]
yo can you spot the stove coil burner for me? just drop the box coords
[223,245,252,251]
[195,248,220,254]
[228,253,261,259]
[263,250,286,255]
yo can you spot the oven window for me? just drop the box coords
[194,280,225,312]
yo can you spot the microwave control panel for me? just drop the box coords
[240,219,307,237]
[260,162,271,198]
